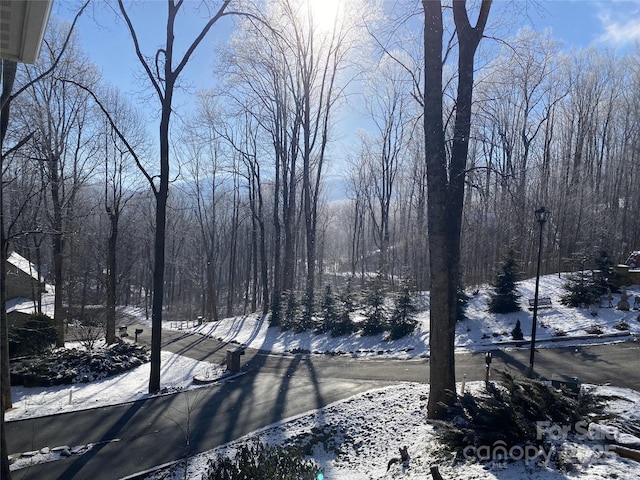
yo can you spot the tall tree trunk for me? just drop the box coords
[50,154,65,347]
[106,211,118,344]
[424,0,491,419]
[149,82,171,393]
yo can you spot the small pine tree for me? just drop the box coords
[360,273,387,336]
[280,290,298,332]
[329,279,357,337]
[331,308,356,337]
[511,319,524,340]
[388,279,418,340]
[316,285,339,334]
[593,249,621,293]
[339,276,357,315]
[560,270,604,308]
[300,290,315,332]
[8,312,56,357]
[488,251,522,314]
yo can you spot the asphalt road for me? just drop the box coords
[6,326,640,480]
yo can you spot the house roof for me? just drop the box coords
[7,251,40,281]
[0,0,52,64]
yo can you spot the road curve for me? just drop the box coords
[5,325,640,479]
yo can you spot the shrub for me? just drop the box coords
[203,442,322,480]
[511,319,524,340]
[10,342,149,386]
[585,324,604,335]
[434,371,602,457]
[8,313,57,358]
[280,290,300,332]
[614,320,630,331]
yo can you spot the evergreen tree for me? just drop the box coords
[328,279,357,337]
[388,279,418,340]
[360,273,387,336]
[560,270,604,308]
[593,250,621,293]
[339,276,357,315]
[280,290,299,332]
[315,285,339,334]
[488,251,521,314]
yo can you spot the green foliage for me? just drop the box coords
[434,371,601,456]
[10,342,148,386]
[301,291,315,332]
[8,312,57,357]
[560,270,605,308]
[279,290,299,332]
[204,442,322,480]
[360,274,387,336]
[330,309,356,337]
[315,285,339,334]
[487,251,521,314]
[339,276,357,315]
[387,279,418,340]
[511,319,524,340]
[327,279,357,337]
[593,250,621,292]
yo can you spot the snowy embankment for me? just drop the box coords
[186,273,640,358]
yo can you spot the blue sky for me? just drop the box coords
[51,0,640,158]
[55,0,640,98]
[521,0,640,49]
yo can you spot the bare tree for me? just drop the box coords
[0,5,88,477]
[423,0,492,419]
[359,54,416,277]
[117,0,232,392]
[99,88,146,343]
[18,23,100,348]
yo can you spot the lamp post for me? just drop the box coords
[529,206,549,372]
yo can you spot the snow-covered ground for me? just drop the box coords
[7,274,640,478]
[168,273,640,359]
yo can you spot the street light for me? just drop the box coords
[529,206,550,372]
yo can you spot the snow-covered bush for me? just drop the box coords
[511,319,524,340]
[8,312,57,358]
[203,441,322,480]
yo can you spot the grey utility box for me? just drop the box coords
[227,347,245,373]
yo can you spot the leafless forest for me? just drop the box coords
[4,1,639,326]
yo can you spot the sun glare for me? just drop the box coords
[308,0,343,33]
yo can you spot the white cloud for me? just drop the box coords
[597,4,640,47]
